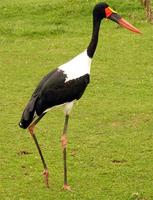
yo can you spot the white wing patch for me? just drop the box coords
[58,50,92,82]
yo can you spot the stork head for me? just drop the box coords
[93,2,141,34]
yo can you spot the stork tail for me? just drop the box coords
[19,96,38,129]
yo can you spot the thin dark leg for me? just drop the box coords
[28,113,49,188]
[61,114,71,190]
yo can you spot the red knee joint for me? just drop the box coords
[61,135,67,149]
[28,125,35,135]
[43,169,49,177]
[43,169,49,188]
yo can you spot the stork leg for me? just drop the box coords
[61,114,71,190]
[28,113,49,188]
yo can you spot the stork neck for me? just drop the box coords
[87,17,102,58]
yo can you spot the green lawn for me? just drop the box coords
[0,0,153,200]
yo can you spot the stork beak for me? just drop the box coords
[105,7,141,34]
[109,13,141,34]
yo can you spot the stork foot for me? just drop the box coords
[43,169,49,188]
[63,184,71,191]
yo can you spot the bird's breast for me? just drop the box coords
[58,50,92,83]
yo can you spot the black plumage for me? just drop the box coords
[19,69,89,129]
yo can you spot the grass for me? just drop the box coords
[0,0,153,199]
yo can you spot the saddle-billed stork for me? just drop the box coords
[19,2,141,190]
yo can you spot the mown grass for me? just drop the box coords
[0,0,153,200]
